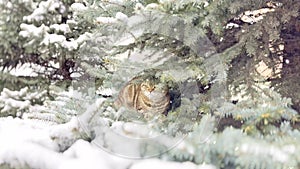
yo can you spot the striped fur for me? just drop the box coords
[115,77,170,115]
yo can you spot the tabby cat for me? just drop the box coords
[114,76,170,116]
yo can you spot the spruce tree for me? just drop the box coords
[0,0,299,168]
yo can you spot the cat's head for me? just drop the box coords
[141,79,169,98]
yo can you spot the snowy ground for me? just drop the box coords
[0,117,216,169]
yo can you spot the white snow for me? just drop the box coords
[24,0,65,22]
[225,23,239,29]
[1,99,30,113]
[115,12,128,22]
[0,114,217,169]
[42,33,66,44]
[0,117,62,169]
[7,62,47,77]
[6,1,13,9]
[240,8,275,24]
[145,3,162,11]
[40,31,91,51]
[240,142,291,163]
[19,24,49,38]
[66,19,78,25]
[70,3,88,12]
[76,32,93,44]
[0,88,33,113]
[95,16,117,24]
[110,121,162,138]
[50,24,71,33]
[96,87,113,96]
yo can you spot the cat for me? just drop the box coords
[114,76,170,116]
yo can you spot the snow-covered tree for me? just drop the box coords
[0,0,299,169]
[0,0,93,91]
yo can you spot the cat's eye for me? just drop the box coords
[148,86,155,92]
[141,83,149,88]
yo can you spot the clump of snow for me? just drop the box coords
[96,87,114,96]
[225,23,239,29]
[19,24,49,38]
[40,31,92,51]
[24,0,65,22]
[70,3,88,12]
[0,88,31,113]
[145,3,163,11]
[66,19,78,25]
[8,63,43,77]
[50,24,71,33]
[0,87,49,117]
[95,10,128,24]
[42,33,66,45]
[1,87,28,98]
[1,99,30,113]
[115,12,128,22]
[6,1,13,9]
[239,8,275,24]
[76,32,93,44]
